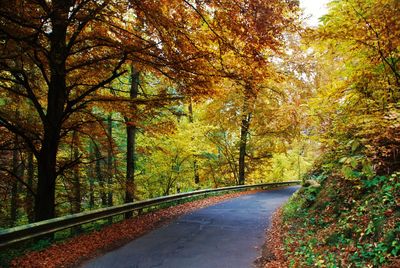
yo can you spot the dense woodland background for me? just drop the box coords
[0,0,307,228]
[0,0,398,253]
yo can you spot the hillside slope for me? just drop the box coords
[281,168,399,267]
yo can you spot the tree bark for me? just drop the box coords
[72,132,81,214]
[238,115,251,185]
[26,150,35,223]
[107,114,114,207]
[188,99,200,184]
[125,66,139,219]
[11,136,22,226]
[71,131,82,233]
[35,0,69,222]
[35,130,60,221]
[94,144,107,206]
[238,87,253,185]
[88,142,95,209]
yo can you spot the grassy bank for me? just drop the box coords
[281,172,399,267]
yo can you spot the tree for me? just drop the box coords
[203,74,301,185]
[0,0,214,222]
[124,67,139,218]
[305,0,400,177]
[190,0,300,184]
[0,0,300,223]
[0,0,128,221]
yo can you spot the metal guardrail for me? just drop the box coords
[0,181,300,248]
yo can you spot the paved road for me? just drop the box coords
[81,186,299,268]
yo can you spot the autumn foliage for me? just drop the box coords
[0,0,300,229]
[260,0,400,266]
[1,0,398,266]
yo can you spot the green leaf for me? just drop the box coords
[351,140,360,153]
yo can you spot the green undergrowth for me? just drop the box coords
[282,171,400,267]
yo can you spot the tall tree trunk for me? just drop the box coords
[125,66,139,219]
[26,150,35,223]
[35,130,60,221]
[107,114,113,206]
[188,99,200,184]
[11,136,20,226]
[72,131,81,214]
[238,87,253,185]
[94,144,107,206]
[71,131,82,233]
[238,114,251,185]
[88,142,95,209]
[35,1,69,222]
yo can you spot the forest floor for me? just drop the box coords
[258,205,400,268]
[7,190,262,268]
[258,174,400,268]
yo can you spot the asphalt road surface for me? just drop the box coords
[81,186,299,268]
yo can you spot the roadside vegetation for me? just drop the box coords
[275,0,400,266]
[282,170,399,267]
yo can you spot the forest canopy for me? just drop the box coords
[0,0,303,227]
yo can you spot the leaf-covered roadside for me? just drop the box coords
[255,208,288,268]
[279,172,399,267]
[7,190,258,268]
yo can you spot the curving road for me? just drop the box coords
[81,186,299,268]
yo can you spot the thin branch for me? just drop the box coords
[0,112,40,157]
[0,167,37,197]
[65,54,128,117]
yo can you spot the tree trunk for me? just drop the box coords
[34,0,69,222]
[238,87,253,185]
[94,144,107,206]
[35,132,60,221]
[125,66,139,219]
[11,136,20,226]
[26,150,35,223]
[71,132,82,233]
[188,99,200,184]
[88,142,95,209]
[107,114,113,207]
[72,132,81,214]
[238,114,251,185]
